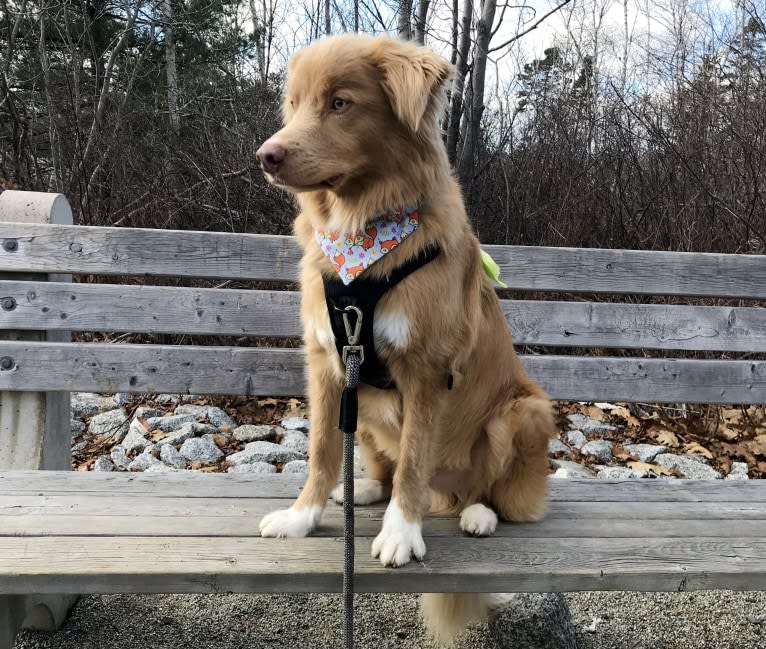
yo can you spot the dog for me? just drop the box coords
[256,33,556,642]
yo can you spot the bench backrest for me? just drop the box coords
[1,192,765,404]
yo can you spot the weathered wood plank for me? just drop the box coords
[1,535,764,594]
[485,244,766,298]
[5,280,766,352]
[5,472,765,502]
[5,513,764,540]
[2,223,765,297]
[505,300,766,352]
[0,281,304,338]
[4,495,764,520]
[0,224,300,282]
[0,341,764,403]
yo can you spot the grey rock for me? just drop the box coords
[282,460,309,474]
[71,393,117,419]
[152,394,185,404]
[110,445,131,469]
[548,439,570,456]
[581,439,614,462]
[144,463,178,473]
[227,462,277,474]
[726,461,750,481]
[179,437,223,465]
[134,406,164,420]
[146,414,197,432]
[280,430,309,454]
[202,406,236,430]
[122,420,151,454]
[173,404,210,418]
[87,408,129,440]
[282,416,310,432]
[565,429,587,449]
[174,405,236,430]
[92,457,115,472]
[566,413,617,434]
[128,449,162,472]
[623,443,667,463]
[550,459,595,479]
[489,593,577,649]
[227,441,304,466]
[233,424,281,443]
[155,422,216,447]
[71,440,88,454]
[70,419,86,440]
[160,444,187,470]
[597,466,647,479]
[113,393,133,406]
[655,453,722,479]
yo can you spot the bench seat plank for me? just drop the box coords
[4,472,766,502]
[2,473,766,595]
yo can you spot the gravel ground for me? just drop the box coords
[13,590,766,649]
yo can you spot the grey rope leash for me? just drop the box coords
[338,306,364,649]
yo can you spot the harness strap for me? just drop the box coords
[323,243,441,389]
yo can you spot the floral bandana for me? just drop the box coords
[315,203,420,284]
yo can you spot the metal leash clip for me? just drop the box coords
[341,305,365,366]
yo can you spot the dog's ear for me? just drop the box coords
[368,37,453,133]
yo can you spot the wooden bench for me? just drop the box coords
[1,189,766,648]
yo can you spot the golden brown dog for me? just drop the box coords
[257,33,556,642]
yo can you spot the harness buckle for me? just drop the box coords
[341,305,364,366]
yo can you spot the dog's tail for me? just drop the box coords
[420,593,512,644]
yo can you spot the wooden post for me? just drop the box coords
[0,190,77,649]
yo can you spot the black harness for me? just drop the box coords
[322,243,441,389]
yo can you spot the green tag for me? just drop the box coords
[480,249,508,288]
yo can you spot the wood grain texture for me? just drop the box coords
[4,472,764,502]
[0,224,299,280]
[2,223,765,297]
[1,535,765,594]
[3,473,765,594]
[0,281,303,338]
[0,341,764,403]
[5,280,766,352]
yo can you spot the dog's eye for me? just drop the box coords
[331,97,350,112]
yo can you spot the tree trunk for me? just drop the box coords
[325,0,331,35]
[414,0,430,44]
[398,0,412,40]
[457,0,497,188]
[446,0,472,164]
[161,0,181,192]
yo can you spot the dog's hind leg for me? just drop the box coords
[490,394,555,523]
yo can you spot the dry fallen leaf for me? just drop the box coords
[609,406,641,428]
[683,442,714,460]
[583,406,607,421]
[652,428,680,447]
[747,434,766,456]
[719,426,740,441]
[627,460,675,477]
[150,429,170,442]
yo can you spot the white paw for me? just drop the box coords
[259,505,322,538]
[460,503,498,537]
[332,478,387,505]
[371,498,426,567]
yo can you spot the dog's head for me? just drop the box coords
[256,34,452,204]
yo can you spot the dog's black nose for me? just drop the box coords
[256,141,286,174]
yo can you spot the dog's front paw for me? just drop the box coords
[259,505,322,538]
[332,478,387,505]
[460,503,498,536]
[371,499,426,567]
